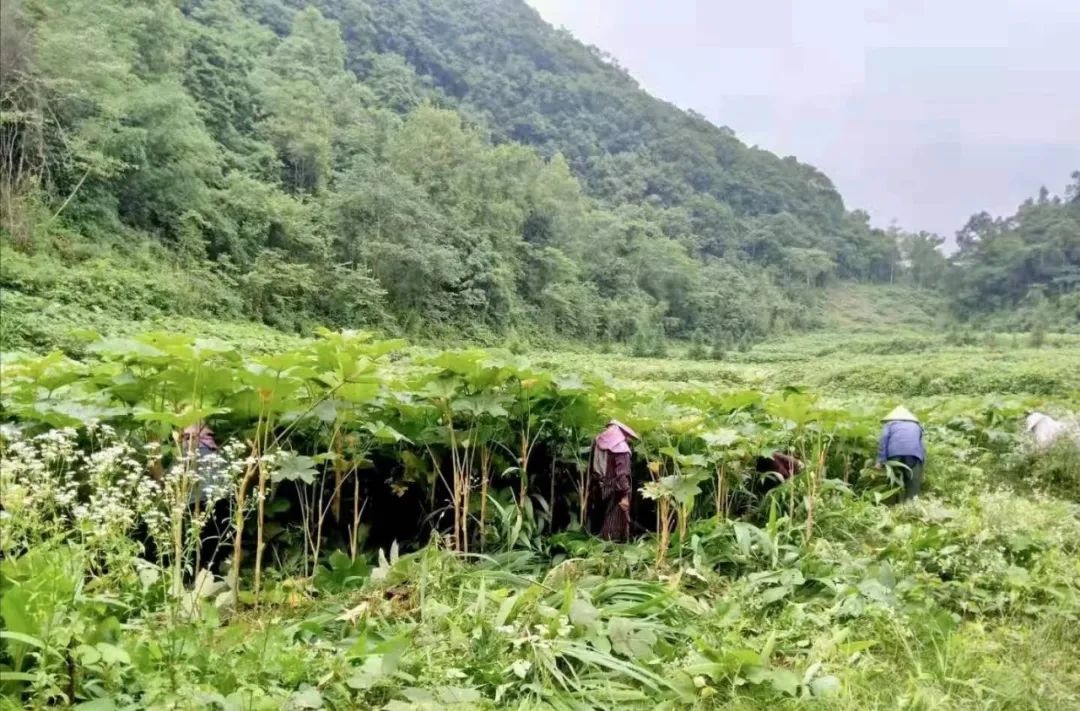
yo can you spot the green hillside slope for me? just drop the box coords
[1,0,1075,353]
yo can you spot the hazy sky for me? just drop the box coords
[527,0,1080,240]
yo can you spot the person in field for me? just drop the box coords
[1025,411,1080,450]
[876,406,925,502]
[591,419,638,542]
[756,452,802,482]
[752,451,803,498]
[179,424,231,573]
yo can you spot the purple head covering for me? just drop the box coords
[182,424,218,450]
[595,419,638,454]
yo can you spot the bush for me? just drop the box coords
[630,330,651,358]
[947,328,978,346]
[709,334,728,361]
[1029,320,1047,348]
[685,336,708,360]
[630,327,667,358]
[505,331,529,355]
[1005,440,1080,503]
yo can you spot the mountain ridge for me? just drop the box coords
[1,0,1074,354]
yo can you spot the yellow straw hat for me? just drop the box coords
[882,406,919,423]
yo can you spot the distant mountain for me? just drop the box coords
[278,0,900,279]
[5,0,1067,354]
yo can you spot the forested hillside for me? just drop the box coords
[1,0,1076,352]
[952,181,1080,328]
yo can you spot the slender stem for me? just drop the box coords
[332,427,344,522]
[548,454,556,533]
[231,454,257,601]
[479,447,490,552]
[253,406,270,605]
[350,471,361,561]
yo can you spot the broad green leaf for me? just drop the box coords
[272,453,318,485]
[569,597,599,629]
[810,675,841,697]
[0,671,39,683]
[289,687,324,709]
[345,656,384,690]
[133,405,229,429]
[607,617,657,659]
[88,338,167,360]
[0,630,45,649]
[364,421,411,444]
[437,687,482,704]
[95,643,130,666]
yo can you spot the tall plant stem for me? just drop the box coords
[518,431,529,512]
[548,455,556,533]
[580,445,592,527]
[657,498,671,567]
[253,407,271,605]
[350,472,362,562]
[715,461,728,519]
[479,447,491,552]
[331,428,344,522]
[805,446,827,543]
[230,446,259,601]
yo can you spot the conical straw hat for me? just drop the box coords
[882,406,919,423]
[607,419,639,440]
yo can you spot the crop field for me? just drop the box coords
[2,329,1079,710]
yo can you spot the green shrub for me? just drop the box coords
[685,338,708,360]
[505,331,529,355]
[1004,440,1080,503]
[1029,320,1047,348]
[630,330,651,358]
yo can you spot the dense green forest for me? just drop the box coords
[1,0,1077,351]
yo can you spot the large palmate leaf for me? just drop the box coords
[1,351,88,395]
[88,338,169,362]
[9,398,127,428]
[364,421,411,444]
[426,349,488,376]
[271,453,318,485]
[421,377,462,403]
[452,392,510,418]
[133,405,230,429]
[699,428,742,448]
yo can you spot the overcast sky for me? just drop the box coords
[527,0,1080,240]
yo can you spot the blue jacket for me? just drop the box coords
[878,420,925,463]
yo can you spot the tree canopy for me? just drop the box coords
[0,0,1075,344]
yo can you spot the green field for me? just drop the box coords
[2,0,1077,707]
[2,326,1079,710]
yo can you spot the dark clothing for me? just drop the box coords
[756,453,802,481]
[887,455,923,503]
[183,441,228,506]
[180,427,231,576]
[878,421,925,463]
[190,498,232,576]
[599,451,631,542]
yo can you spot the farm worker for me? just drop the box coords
[179,424,231,572]
[1025,411,1080,450]
[180,424,226,505]
[876,406,925,502]
[756,452,802,481]
[592,419,638,542]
